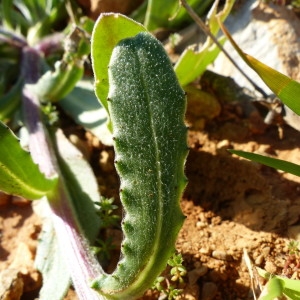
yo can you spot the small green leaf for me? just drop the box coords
[256,266,270,279]
[260,277,284,300]
[91,13,146,129]
[175,37,225,86]
[30,60,84,103]
[175,0,234,86]
[0,122,57,199]
[244,55,300,115]
[283,286,300,299]
[0,76,22,122]
[208,0,236,36]
[279,276,300,294]
[144,0,213,30]
[230,150,300,177]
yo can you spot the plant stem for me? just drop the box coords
[21,47,56,178]
[0,26,27,48]
[21,47,104,300]
[34,32,65,56]
[49,179,104,300]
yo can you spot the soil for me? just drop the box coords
[1,77,300,300]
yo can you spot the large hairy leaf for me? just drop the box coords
[91,31,188,299]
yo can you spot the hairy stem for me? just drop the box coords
[21,47,56,178]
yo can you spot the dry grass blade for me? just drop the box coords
[243,249,263,300]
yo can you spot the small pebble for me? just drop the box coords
[217,139,231,149]
[180,283,200,300]
[262,247,271,257]
[199,247,212,255]
[0,269,24,300]
[212,250,232,261]
[264,261,277,274]
[194,261,201,268]
[196,221,207,229]
[99,150,115,172]
[255,254,264,265]
[188,266,208,285]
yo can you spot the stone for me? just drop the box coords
[0,269,24,300]
[211,0,300,95]
[10,242,42,293]
[212,250,233,261]
[255,254,264,265]
[264,260,277,274]
[188,266,208,285]
[261,246,271,257]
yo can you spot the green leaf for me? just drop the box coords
[0,76,22,122]
[244,55,300,115]
[277,275,300,298]
[30,60,84,103]
[144,0,213,30]
[229,150,300,177]
[0,122,57,199]
[283,287,300,299]
[34,199,71,300]
[91,13,147,129]
[208,0,236,36]
[91,31,187,299]
[53,129,101,241]
[175,0,235,86]
[175,36,225,86]
[59,79,113,145]
[257,267,300,300]
[260,277,284,300]
[1,0,14,29]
